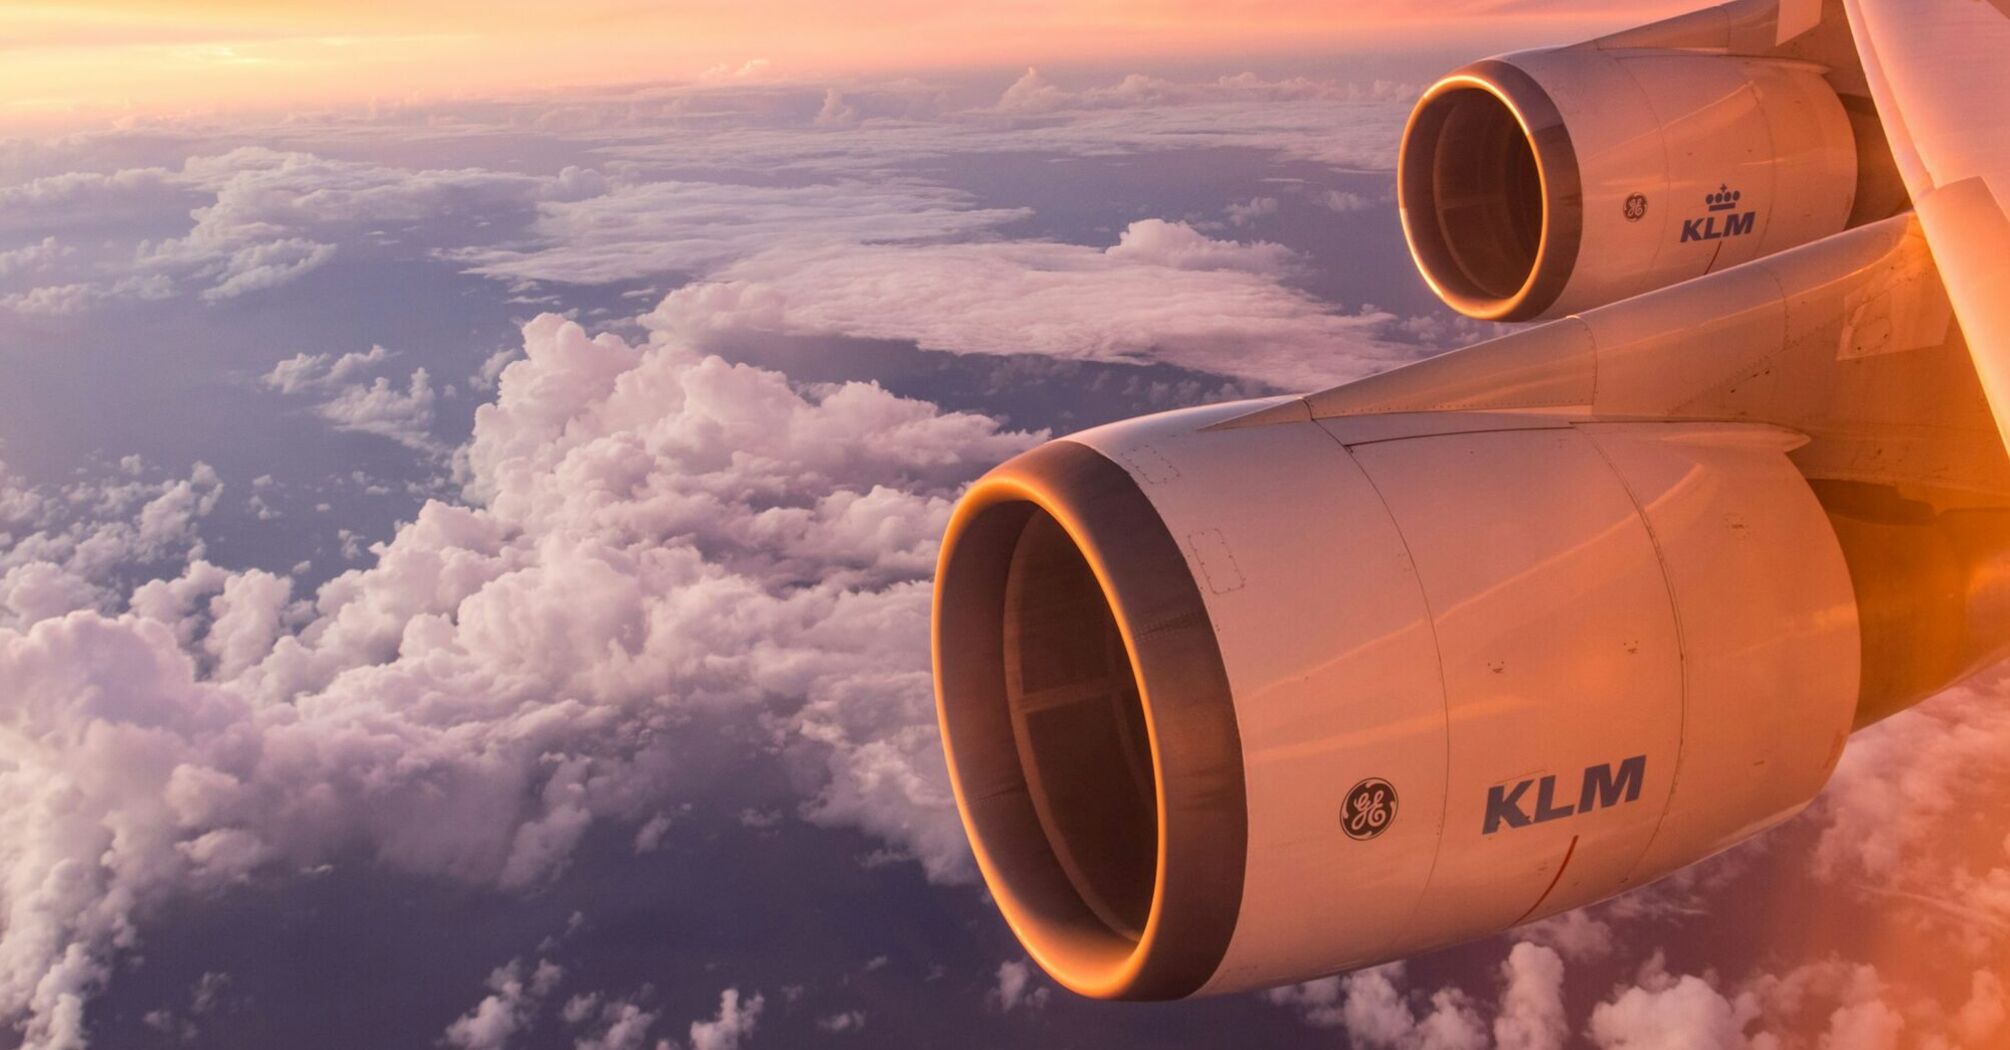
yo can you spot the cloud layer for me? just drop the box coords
[0,312,1036,1048]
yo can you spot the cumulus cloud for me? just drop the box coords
[311,368,439,451]
[0,237,73,277]
[0,458,223,626]
[442,958,564,1050]
[814,89,860,128]
[1263,963,1492,1048]
[988,960,1050,1013]
[0,312,1034,1047]
[567,994,662,1050]
[262,345,396,395]
[1262,944,1985,1050]
[1102,218,1296,273]
[1493,944,1567,1050]
[817,1009,866,1032]
[1516,909,1615,964]
[688,988,763,1050]
[1587,966,1748,1050]
[1581,955,1943,1050]
[262,345,440,452]
[995,68,1074,114]
[1225,195,1280,227]
[1811,682,2010,929]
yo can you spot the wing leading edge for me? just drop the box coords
[1846,0,2010,454]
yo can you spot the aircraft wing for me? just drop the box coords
[1847,0,2010,450]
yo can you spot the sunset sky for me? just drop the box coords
[0,1,1682,125]
[1,4,2007,1050]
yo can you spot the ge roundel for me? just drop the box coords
[1341,778,1398,840]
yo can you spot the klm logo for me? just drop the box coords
[1482,755,1646,835]
[1680,185,1756,243]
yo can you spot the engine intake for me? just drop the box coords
[935,440,1246,1001]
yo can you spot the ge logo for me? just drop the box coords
[1341,778,1398,840]
[1624,193,1649,222]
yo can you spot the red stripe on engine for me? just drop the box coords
[1512,834,1579,927]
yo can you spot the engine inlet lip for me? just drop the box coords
[932,438,1247,1000]
[1399,59,1583,321]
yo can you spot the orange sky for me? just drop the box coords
[0,1,1684,126]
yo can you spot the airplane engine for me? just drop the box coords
[1399,47,1858,320]
[932,401,1861,999]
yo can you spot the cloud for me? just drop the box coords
[453,178,1027,287]
[994,68,1411,117]
[312,368,439,451]
[188,971,229,1016]
[1225,195,1280,227]
[0,237,73,277]
[1582,955,1935,1050]
[1955,971,2008,1048]
[1264,963,1492,1049]
[688,988,763,1050]
[988,959,1050,1013]
[1262,975,1347,1028]
[1493,944,1567,1050]
[442,958,564,1050]
[817,1009,866,1032]
[578,71,1414,177]
[0,69,1425,394]
[0,167,187,230]
[196,237,336,301]
[1334,965,1487,1050]
[0,148,601,312]
[136,970,228,1043]
[1319,189,1378,212]
[813,89,859,128]
[1102,218,1296,272]
[568,994,662,1050]
[995,68,1074,114]
[1586,966,1747,1050]
[0,312,1036,1046]
[642,220,1427,390]
[261,344,395,395]
[262,345,440,452]
[1810,682,2010,928]
[0,458,224,626]
[699,59,774,83]
[1265,946,1964,1050]
[1516,908,1615,964]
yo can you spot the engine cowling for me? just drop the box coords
[1399,47,1858,320]
[933,403,1860,999]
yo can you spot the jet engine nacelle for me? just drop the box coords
[1400,46,1858,320]
[933,402,1860,999]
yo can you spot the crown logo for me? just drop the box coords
[1706,184,1742,212]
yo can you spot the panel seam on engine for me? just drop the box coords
[1577,424,1691,890]
[1313,423,1459,945]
